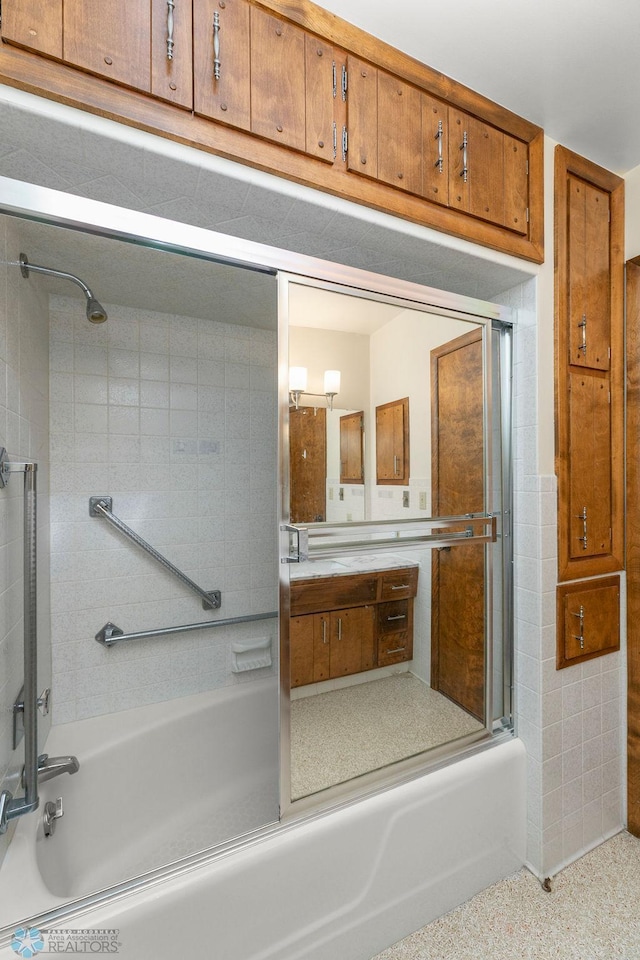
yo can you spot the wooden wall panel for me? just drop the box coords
[626,259,640,837]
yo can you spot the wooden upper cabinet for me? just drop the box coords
[305,34,336,164]
[63,0,151,93]
[568,371,612,560]
[567,175,611,371]
[422,94,449,207]
[376,397,409,485]
[449,109,505,229]
[1,0,62,58]
[250,7,306,151]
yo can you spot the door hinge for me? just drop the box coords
[342,125,348,162]
[332,121,337,160]
[332,61,337,99]
[341,65,348,101]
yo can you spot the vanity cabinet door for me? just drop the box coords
[0,0,62,57]
[290,615,314,688]
[330,606,375,677]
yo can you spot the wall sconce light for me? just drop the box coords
[289,367,341,411]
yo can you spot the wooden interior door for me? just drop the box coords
[626,258,640,837]
[431,328,485,721]
[290,406,326,523]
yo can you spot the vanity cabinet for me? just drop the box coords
[290,565,418,687]
[0,0,544,263]
[556,576,620,669]
[376,397,409,485]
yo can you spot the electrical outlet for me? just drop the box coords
[339,487,344,501]
[419,491,427,511]
[329,487,334,500]
[402,490,410,508]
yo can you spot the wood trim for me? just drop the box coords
[554,145,624,581]
[627,259,640,837]
[0,0,544,263]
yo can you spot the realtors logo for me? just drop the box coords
[10,928,121,954]
[10,928,44,958]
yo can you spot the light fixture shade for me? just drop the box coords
[289,366,308,392]
[323,369,341,394]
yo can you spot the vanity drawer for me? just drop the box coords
[377,599,411,635]
[378,630,412,666]
[290,572,378,616]
[379,567,418,601]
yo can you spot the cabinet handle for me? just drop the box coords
[390,584,410,591]
[576,506,588,551]
[322,619,328,644]
[578,314,587,356]
[337,617,342,641]
[572,605,585,649]
[386,614,407,622]
[393,454,399,476]
[166,0,175,60]
[460,131,468,183]
[385,646,406,655]
[434,119,444,173]
[213,11,221,81]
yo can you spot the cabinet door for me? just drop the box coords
[503,134,529,235]
[305,34,335,163]
[250,7,306,151]
[346,55,378,178]
[375,397,409,484]
[290,615,314,688]
[568,175,611,371]
[340,411,364,484]
[557,576,620,669]
[330,606,375,677]
[422,94,449,207]
[568,372,612,560]
[194,0,251,131]
[448,108,505,228]
[376,71,423,195]
[1,0,62,57]
[313,614,331,682]
[63,0,151,92]
[151,0,193,108]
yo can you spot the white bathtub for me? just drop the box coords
[0,681,526,960]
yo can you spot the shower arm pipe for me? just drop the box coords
[89,497,221,611]
[95,610,278,647]
[0,449,39,834]
[20,256,94,300]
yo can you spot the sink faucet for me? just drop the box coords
[23,754,80,786]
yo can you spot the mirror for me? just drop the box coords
[287,279,507,803]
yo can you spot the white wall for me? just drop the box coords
[0,216,51,866]
[48,291,279,723]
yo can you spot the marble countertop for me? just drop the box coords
[289,553,419,580]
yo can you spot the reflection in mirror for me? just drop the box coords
[287,281,508,802]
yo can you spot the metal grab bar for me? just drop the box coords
[89,497,221,611]
[0,448,39,834]
[95,611,278,647]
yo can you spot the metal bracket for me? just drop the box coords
[0,447,8,488]
[95,622,125,646]
[13,686,51,750]
[89,495,112,516]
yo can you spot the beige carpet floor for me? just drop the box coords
[290,673,483,799]
[373,830,640,960]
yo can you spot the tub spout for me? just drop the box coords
[33,754,80,784]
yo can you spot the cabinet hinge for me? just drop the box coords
[341,65,348,101]
[342,125,348,162]
[332,121,337,161]
[332,61,337,99]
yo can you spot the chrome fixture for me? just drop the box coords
[43,797,64,838]
[30,754,80,785]
[90,496,222,610]
[19,252,108,323]
[95,610,277,647]
[289,367,341,410]
[0,448,40,834]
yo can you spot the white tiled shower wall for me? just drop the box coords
[0,217,51,865]
[48,292,278,724]
[503,277,625,878]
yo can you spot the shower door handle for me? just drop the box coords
[281,524,309,563]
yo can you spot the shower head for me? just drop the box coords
[19,252,108,323]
